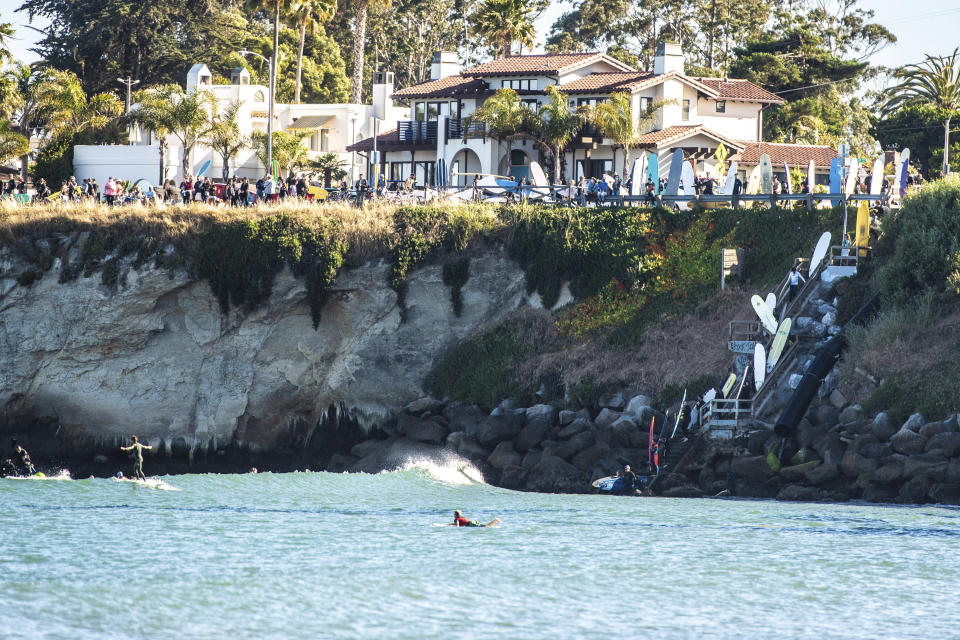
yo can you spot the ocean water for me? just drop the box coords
[2,462,959,639]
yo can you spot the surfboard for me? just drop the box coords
[702,388,717,405]
[722,161,738,195]
[666,149,684,196]
[592,475,625,491]
[783,162,792,194]
[680,160,695,196]
[747,164,762,195]
[721,373,737,398]
[829,157,843,206]
[647,152,659,191]
[898,148,910,198]
[869,155,884,195]
[197,160,211,177]
[669,388,687,439]
[751,294,777,334]
[734,366,750,399]
[855,199,870,256]
[754,343,766,389]
[759,154,773,194]
[629,158,642,196]
[766,317,792,372]
[529,161,548,187]
[844,157,859,196]
[810,231,831,276]
[765,292,777,317]
[807,159,816,194]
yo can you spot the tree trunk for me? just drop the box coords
[554,144,562,185]
[222,154,230,183]
[183,144,191,181]
[351,0,369,104]
[296,19,307,104]
[623,145,631,177]
[944,116,952,176]
[20,153,28,183]
[502,37,511,59]
[159,140,167,186]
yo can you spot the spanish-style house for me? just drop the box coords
[348,42,838,187]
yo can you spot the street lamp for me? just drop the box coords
[116,77,140,145]
[239,49,274,177]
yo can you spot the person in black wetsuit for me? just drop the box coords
[12,440,36,476]
[621,465,637,495]
[0,458,16,477]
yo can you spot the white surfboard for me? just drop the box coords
[702,388,717,405]
[747,164,762,194]
[754,343,766,389]
[680,160,695,196]
[810,231,831,275]
[630,157,644,196]
[897,148,910,198]
[722,161,738,195]
[529,161,548,187]
[666,149,684,196]
[869,155,884,195]
[765,292,776,316]
[807,159,815,193]
[751,294,778,334]
[759,154,773,194]
[783,162,792,194]
[844,157,859,195]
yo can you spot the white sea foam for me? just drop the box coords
[396,453,485,486]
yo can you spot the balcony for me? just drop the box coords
[398,120,438,145]
[447,118,486,140]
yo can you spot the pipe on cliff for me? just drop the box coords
[774,294,879,438]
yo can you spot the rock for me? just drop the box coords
[925,432,960,457]
[948,459,960,484]
[350,437,445,473]
[870,413,897,442]
[545,429,595,461]
[816,404,840,426]
[872,458,905,484]
[794,316,813,331]
[808,321,827,338]
[827,325,842,336]
[525,455,584,493]
[404,396,444,415]
[443,404,485,433]
[919,421,952,438]
[890,428,927,456]
[843,420,872,436]
[557,417,592,439]
[804,462,839,484]
[812,430,844,465]
[350,437,389,458]
[901,413,926,432]
[747,429,773,456]
[520,450,542,470]
[595,408,621,428]
[839,405,861,425]
[902,452,948,481]
[731,455,777,485]
[558,409,587,426]
[513,419,551,453]
[525,404,556,425]
[848,433,878,454]
[487,442,522,470]
[817,302,837,316]
[398,414,448,444]
[777,484,828,502]
[498,465,525,489]
[446,433,489,461]
[611,416,642,448]
[326,453,357,473]
[624,394,652,420]
[598,392,627,410]
[898,476,931,504]
[859,442,892,459]
[571,443,610,471]
[822,311,837,326]
[927,483,960,505]
[861,485,898,503]
[565,429,595,456]
[840,451,878,477]
[796,419,827,449]
[787,373,803,389]
[489,398,517,416]
[781,461,820,482]
[661,485,704,498]
[464,414,524,447]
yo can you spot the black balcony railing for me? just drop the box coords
[398,120,438,145]
[578,123,602,139]
[447,118,486,139]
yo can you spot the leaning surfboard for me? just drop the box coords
[721,373,738,398]
[807,159,816,194]
[829,157,843,207]
[751,294,778,334]
[747,164,762,195]
[666,149,684,196]
[680,160,695,197]
[647,152,659,192]
[869,155,884,195]
[783,162,792,194]
[722,161,738,195]
[766,317,792,372]
[754,343,767,389]
[855,200,870,256]
[898,148,910,199]
[844,157,859,196]
[528,161,548,187]
[765,292,777,318]
[759,154,773,194]
[629,158,643,196]
[810,231,831,276]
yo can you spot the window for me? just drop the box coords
[501,79,534,91]
[309,132,320,152]
[640,97,650,113]
[682,99,690,121]
[254,90,265,103]
[427,103,440,120]
[716,100,726,113]
[415,102,426,122]
[320,129,329,152]
[521,98,539,111]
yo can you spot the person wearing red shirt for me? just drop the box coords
[450,510,500,527]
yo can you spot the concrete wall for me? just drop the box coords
[73,145,181,191]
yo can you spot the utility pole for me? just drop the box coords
[116,76,140,144]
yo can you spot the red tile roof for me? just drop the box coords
[556,72,656,94]
[730,142,838,167]
[692,78,784,104]
[346,129,398,152]
[392,75,488,99]
[462,52,634,77]
[634,125,744,151]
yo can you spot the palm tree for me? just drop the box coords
[44,70,124,139]
[0,120,29,166]
[530,86,588,184]
[0,22,14,66]
[310,152,348,186]
[209,102,249,182]
[251,129,311,176]
[470,0,545,58]
[467,88,532,176]
[285,0,337,104]
[884,48,960,176]
[591,92,671,176]
[349,0,392,104]
[130,84,215,181]
[1,62,64,179]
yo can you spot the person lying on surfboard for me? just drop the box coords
[450,510,501,528]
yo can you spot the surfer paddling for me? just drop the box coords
[449,510,500,528]
[120,435,152,481]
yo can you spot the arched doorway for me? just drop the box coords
[501,149,529,181]
[450,148,483,187]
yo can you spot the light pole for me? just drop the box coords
[116,76,140,145]
[239,49,274,177]
[839,141,850,241]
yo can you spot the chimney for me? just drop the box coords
[653,41,684,75]
[430,51,460,81]
[372,71,394,119]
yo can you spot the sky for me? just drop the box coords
[1,0,958,73]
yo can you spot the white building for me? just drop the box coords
[75,64,407,187]
[349,44,837,187]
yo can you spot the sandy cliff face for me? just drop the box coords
[0,248,528,451]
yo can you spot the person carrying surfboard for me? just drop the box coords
[120,436,152,481]
[450,510,501,528]
[788,267,805,302]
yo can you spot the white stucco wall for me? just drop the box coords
[73,145,181,191]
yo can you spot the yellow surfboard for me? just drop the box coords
[855,200,870,257]
[721,373,738,398]
[308,185,327,201]
[766,317,792,373]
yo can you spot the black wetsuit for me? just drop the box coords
[621,470,637,494]
[15,448,35,475]
[0,459,15,477]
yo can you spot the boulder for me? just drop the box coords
[514,420,551,453]
[796,419,827,449]
[870,413,897,442]
[898,476,931,504]
[558,409,588,426]
[777,484,828,502]
[398,414,448,444]
[822,311,837,326]
[571,443,611,471]
[828,389,847,410]
[859,442,893,460]
[747,429,773,456]
[731,455,777,485]
[872,458,905,484]
[525,455,585,493]
[840,451,878,477]
[446,433,490,461]
[521,450,542,471]
[624,395,652,420]
[804,462,840,484]
[598,392,628,410]
[861,485,898,503]
[442,403,486,433]
[464,415,525,447]
[489,398,517,416]
[816,404,840,427]
[498,465,525,489]
[901,413,926,432]
[542,439,574,461]
[902,452,948,482]
[661,485,705,498]
[557,417,592,439]
[350,437,445,473]
[350,437,390,458]
[404,396,444,415]
[925,432,960,457]
[487,442,522,470]
[919,421,952,438]
[326,453,357,473]
[812,430,844,466]
[780,460,820,482]
[927,483,960,505]
[566,429,596,458]
[525,404,557,425]
[611,416,643,448]
[839,405,862,425]
[843,420,872,436]
[890,428,927,456]
[595,408,621,427]
[849,433,879,454]
[794,316,813,331]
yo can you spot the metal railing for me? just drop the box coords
[397,120,438,145]
[447,118,485,139]
[703,397,753,428]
